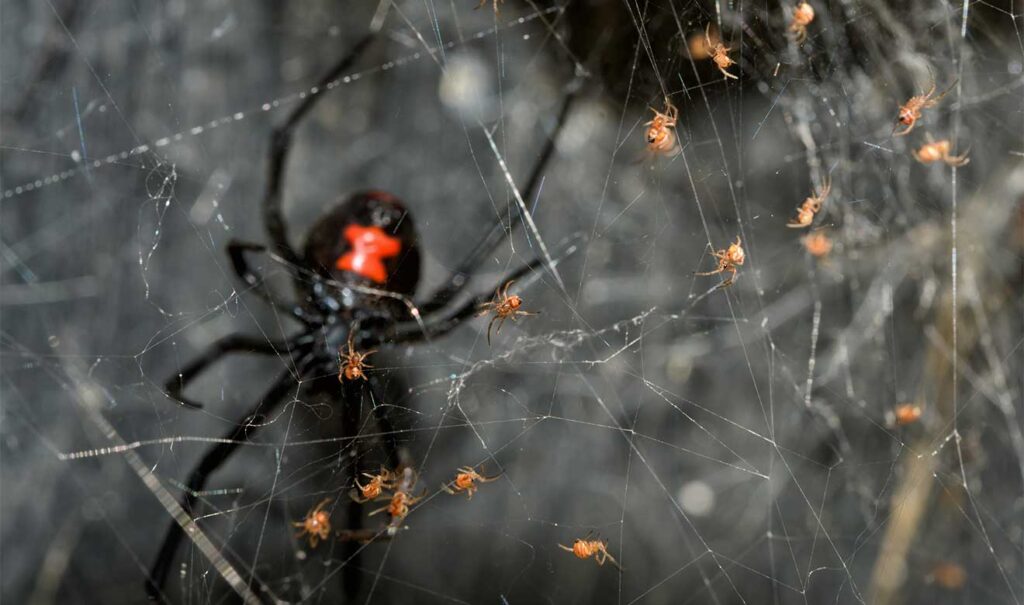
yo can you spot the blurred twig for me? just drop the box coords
[867,162,1024,604]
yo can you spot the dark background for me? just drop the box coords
[2,1,1022,603]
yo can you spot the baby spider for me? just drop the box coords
[350,466,398,503]
[441,465,501,500]
[892,403,923,426]
[338,330,376,382]
[696,236,746,286]
[645,100,680,156]
[788,2,815,43]
[802,231,833,258]
[894,74,957,136]
[369,487,424,525]
[705,24,739,80]
[913,137,969,167]
[558,535,622,570]
[787,178,831,228]
[928,561,967,590]
[294,498,332,548]
[476,280,538,345]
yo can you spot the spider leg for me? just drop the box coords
[338,378,370,599]
[557,543,575,553]
[228,241,319,325]
[414,89,578,316]
[385,232,583,345]
[262,34,376,268]
[147,356,314,600]
[485,314,500,346]
[932,78,958,103]
[893,120,915,137]
[367,503,390,517]
[164,334,303,409]
[818,176,832,200]
[695,268,723,276]
[603,550,624,571]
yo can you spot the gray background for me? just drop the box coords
[2,0,1022,603]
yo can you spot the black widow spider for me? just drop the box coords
[146,33,579,602]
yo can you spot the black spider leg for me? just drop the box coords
[165,334,306,409]
[262,33,377,270]
[365,374,402,468]
[147,351,317,602]
[385,233,583,345]
[414,88,578,316]
[228,241,322,325]
[338,378,367,600]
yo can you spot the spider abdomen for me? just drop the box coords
[303,191,422,297]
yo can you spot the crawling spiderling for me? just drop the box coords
[294,498,333,548]
[338,330,377,382]
[350,467,398,503]
[894,74,957,136]
[789,2,816,43]
[696,236,746,286]
[787,178,831,228]
[476,280,538,345]
[705,24,739,80]
[441,465,501,500]
[558,536,622,570]
[645,99,679,156]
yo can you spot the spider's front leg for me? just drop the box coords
[228,240,319,324]
[148,355,315,600]
[414,89,579,316]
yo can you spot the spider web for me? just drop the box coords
[2,0,1023,604]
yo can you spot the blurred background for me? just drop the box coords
[2,0,1022,603]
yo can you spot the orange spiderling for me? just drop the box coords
[294,498,332,548]
[893,403,923,426]
[338,330,376,382]
[787,178,831,228]
[802,232,833,258]
[558,536,622,569]
[913,138,969,167]
[894,74,956,136]
[645,100,680,156]
[476,280,538,345]
[705,24,739,80]
[928,562,967,590]
[789,2,815,43]
[441,465,501,500]
[696,236,746,286]
[350,467,398,503]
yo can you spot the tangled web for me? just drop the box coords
[2,0,1022,603]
